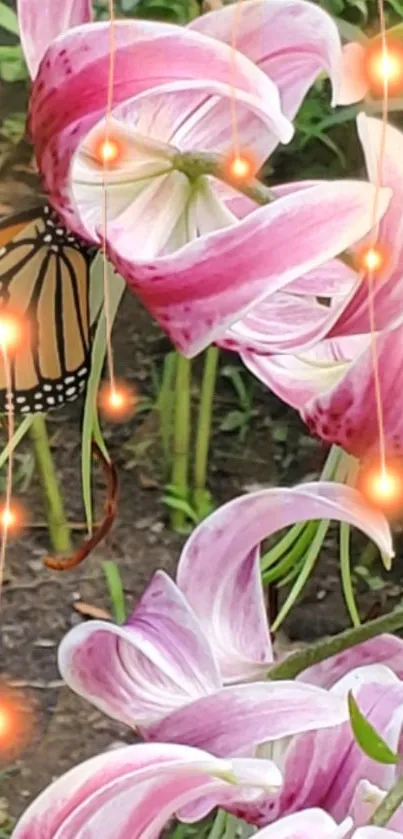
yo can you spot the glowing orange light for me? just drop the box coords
[98,380,138,423]
[0,704,12,738]
[364,41,403,95]
[0,314,24,354]
[358,461,403,517]
[224,149,258,184]
[95,137,122,166]
[355,244,387,275]
[0,500,26,537]
[0,685,35,759]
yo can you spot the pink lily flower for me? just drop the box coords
[57,481,398,825]
[9,740,393,839]
[9,741,283,839]
[226,114,403,460]
[21,0,391,355]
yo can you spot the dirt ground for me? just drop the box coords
[0,79,402,834]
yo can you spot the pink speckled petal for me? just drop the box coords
[298,635,403,688]
[28,18,292,235]
[323,677,403,821]
[302,322,403,457]
[254,666,402,825]
[106,181,389,357]
[177,483,392,682]
[218,294,329,355]
[11,742,274,839]
[287,259,357,296]
[336,42,368,105]
[241,346,350,411]
[331,116,403,339]
[17,0,91,79]
[190,0,342,158]
[59,571,221,729]
[147,680,349,754]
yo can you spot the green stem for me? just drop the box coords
[271,519,331,631]
[173,151,275,206]
[357,541,380,570]
[170,353,192,531]
[370,776,403,826]
[29,415,72,553]
[340,523,361,627]
[156,350,177,469]
[260,446,343,572]
[268,605,403,681]
[193,346,219,517]
[206,811,227,839]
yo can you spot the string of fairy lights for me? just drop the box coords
[0,0,401,747]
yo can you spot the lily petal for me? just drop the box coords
[253,809,350,839]
[28,19,292,236]
[190,0,342,158]
[59,571,221,729]
[177,482,393,682]
[10,742,278,839]
[147,680,349,754]
[352,781,403,833]
[298,635,403,688]
[241,349,348,411]
[17,0,91,79]
[323,678,403,821]
[302,323,403,457]
[330,116,403,340]
[354,831,403,839]
[336,43,368,105]
[107,181,390,357]
[257,666,402,825]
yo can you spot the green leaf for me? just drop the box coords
[0,2,19,35]
[102,560,126,624]
[219,410,245,432]
[162,493,199,524]
[81,265,125,531]
[348,691,399,765]
[0,45,28,82]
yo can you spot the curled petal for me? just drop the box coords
[147,680,349,754]
[330,116,403,340]
[241,349,348,411]
[298,635,403,688]
[302,324,403,457]
[17,0,91,79]
[107,181,390,356]
[191,0,342,158]
[29,19,292,236]
[10,742,279,839]
[59,571,221,729]
[253,809,350,839]
[177,482,393,681]
[336,42,368,105]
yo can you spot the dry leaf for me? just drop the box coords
[73,601,112,621]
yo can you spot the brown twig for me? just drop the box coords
[44,443,118,571]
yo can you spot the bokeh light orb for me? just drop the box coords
[0,313,25,354]
[364,40,403,96]
[0,683,35,764]
[0,500,27,539]
[98,379,139,423]
[223,149,258,184]
[355,243,388,276]
[358,459,403,517]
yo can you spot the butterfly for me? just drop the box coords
[0,202,95,414]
